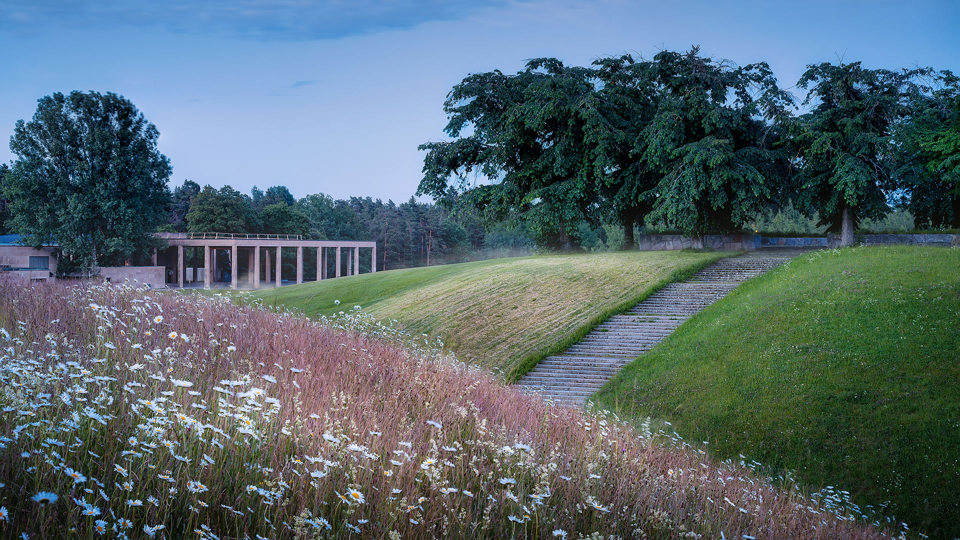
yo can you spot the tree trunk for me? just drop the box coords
[426,229,432,266]
[840,205,855,247]
[622,214,635,250]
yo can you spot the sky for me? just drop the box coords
[1,0,959,202]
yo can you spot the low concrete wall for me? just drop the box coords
[0,246,57,274]
[859,233,960,247]
[635,233,960,251]
[761,236,829,248]
[636,234,761,251]
[0,269,55,282]
[98,266,166,289]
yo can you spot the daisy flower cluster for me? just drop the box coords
[0,280,899,539]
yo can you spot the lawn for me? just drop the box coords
[595,246,960,538]
[251,251,727,379]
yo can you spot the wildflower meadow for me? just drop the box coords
[0,280,894,538]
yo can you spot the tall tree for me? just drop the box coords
[168,179,201,232]
[261,203,310,235]
[185,185,259,233]
[0,164,10,234]
[252,185,295,211]
[793,62,929,245]
[2,91,172,269]
[638,48,794,236]
[418,58,601,249]
[893,71,960,227]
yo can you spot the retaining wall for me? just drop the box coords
[634,233,960,251]
[98,266,166,289]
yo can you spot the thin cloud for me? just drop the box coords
[0,0,524,41]
[290,80,317,88]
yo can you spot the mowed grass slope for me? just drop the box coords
[595,246,960,537]
[253,251,726,378]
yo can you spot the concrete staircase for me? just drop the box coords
[517,250,801,407]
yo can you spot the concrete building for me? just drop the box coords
[0,232,373,290]
[0,234,57,282]
[154,233,376,289]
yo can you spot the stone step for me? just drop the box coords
[518,252,803,407]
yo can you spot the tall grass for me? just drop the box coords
[0,279,890,538]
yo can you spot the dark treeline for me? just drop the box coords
[163,180,530,270]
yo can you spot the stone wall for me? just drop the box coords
[98,266,166,289]
[0,246,57,274]
[635,234,761,251]
[859,233,960,247]
[634,233,960,251]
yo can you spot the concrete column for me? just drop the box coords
[152,248,158,266]
[354,247,359,275]
[230,244,238,289]
[247,249,254,285]
[335,247,341,278]
[264,248,271,284]
[372,245,377,273]
[203,246,211,289]
[317,248,323,281]
[253,246,261,289]
[275,247,282,288]
[296,246,303,284]
[177,246,184,288]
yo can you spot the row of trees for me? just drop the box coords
[165,180,490,269]
[3,49,957,272]
[418,48,960,247]
[0,91,515,272]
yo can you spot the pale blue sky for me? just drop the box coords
[2,0,958,201]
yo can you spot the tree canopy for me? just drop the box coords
[185,185,259,233]
[791,62,931,243]
[419,50,956,247]
[2,91,171,269]
[418,48,795,240]
[892,71,960,227]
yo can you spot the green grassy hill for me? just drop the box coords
[595,246,960,537]
[252,251,726,378]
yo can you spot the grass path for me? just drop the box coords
[595,246,960,537]
[252,251,727,378]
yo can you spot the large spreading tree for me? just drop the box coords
[792,62,929,245]
[2,91,172,270]
[418,58,603,248]
[418,48,794,244]
[636,49,793,236]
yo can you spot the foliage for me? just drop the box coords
[638,49,794,236]
[2,91,172,269]
[857,209,915,233]
[791,62,930,241]
[596,247,960,537]
[185,185,259,233]
[892,71,960,227]
[0,164,10,234]
[745,201,829,235]
[168,179,200,232]
[259,203,311,236]
[418,58,601,248]
[419,48,794,242]
[252,184,295,211]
